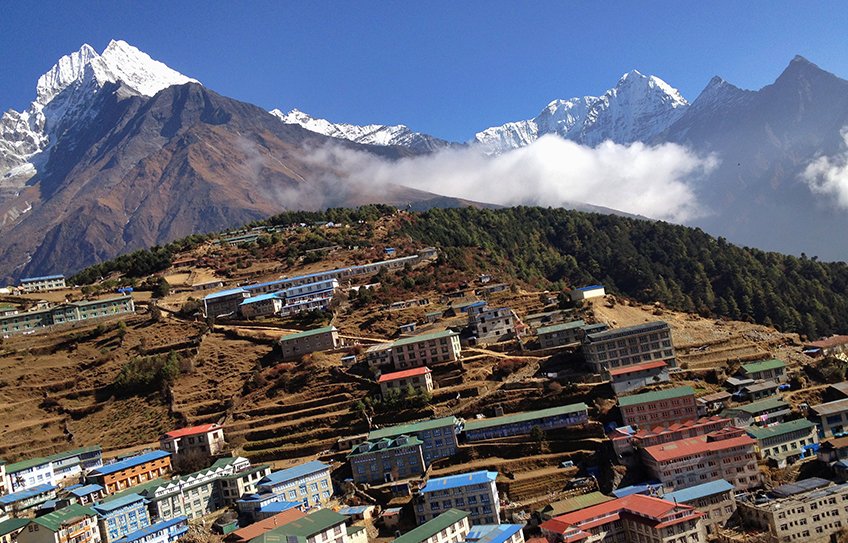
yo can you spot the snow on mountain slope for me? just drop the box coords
[270,108,456,152]
[0,40,197,186]
[474,70,689,153]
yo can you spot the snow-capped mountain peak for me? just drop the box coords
[270,108,455,152]
[475,70,689,153]
[1,39,198,190]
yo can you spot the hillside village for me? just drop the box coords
[3,210,848,543]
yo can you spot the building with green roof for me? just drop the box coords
[250,509,347,543]
[23,504,99,543]
[367,417,459,466]
[722,397,792,428]
[741,358,787,383]
[617,386,698,429]
[538,491,613,520]
[6,446,102,494]
[0,518,28,543]
[393,509,470,543]
[278,326,339,360]
[462,403,589,441]
[746,418,818,467]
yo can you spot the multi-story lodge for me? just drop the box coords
[18,504,101,543]
[467,308,520,345]
[641,426,761,491]
[5,446,103,493]
[736,478,848,543]
[349,435,426,485]
[536,320,585,349]
[416,471,500,525]
[582,321,675,374]
[663,480,736,538]
[390,331,462,370]
[539,493,705,543]
[86,451,172,495]
[254,460,333,509]
[18,275,66,293]
[278,326,340,360]
[462,404,589,442]
[139,456,251,521]
[378,367,434,398]
[91,494,151,543]
[746,418,819,467]
[722,397,792,428]
[0,484,58,516]
[617,386,698,429]
[159,424,226,468]
[609,416,731,463]
[0,296,135,336]
[113,517,188,543]
[393,509,470,543]
[367,417,459,466]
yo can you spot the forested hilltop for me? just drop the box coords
[69,204,848,339]
[401,207,848,339]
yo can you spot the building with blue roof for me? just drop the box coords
[87,451,171,494]
[114,516,188,543]
[417,471,500,526]
[92,493,151,543]
[19,275,66,293]
[0,484,57,514]
[568,284,605,302]
[663,479,736,536]
[66,483,105,505]
[465,524,524,543]
[256,461,332,510]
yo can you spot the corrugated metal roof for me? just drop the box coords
[664,479,734,504]
[259,461,330,486]
[393,509,469,543]
[618,386,694,407]
[89,450,170,476]
[463,403,588,432]
[741,358,786,374]
[420,471,497,493]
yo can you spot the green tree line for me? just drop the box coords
[401,206,848,339]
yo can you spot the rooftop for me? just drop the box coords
[257,509,347,541]
[536,320,586,336]
[463,403,588,432]
[368,416,457,441]
[394,509,470,543]
[378,367,431,383]
[66,484,103,497]
[21,275,64,282]
[576,285,604,291]
[746,419,816,441]
[772,477,832,498]
[663,479,735,503]
[204,287,247,301]
[391,329,458,348]
[812,397,848,416]
[643,432,754,462]
[586,321,669,342]
[465,524,523,543]
[91,493,147,514]
[225,508,305,542]
[115,517,188,543]
[540,494,697,535]
[741,358,786,374]
[163,423,218,439]
[729,396,789,415]
[0,518,29,537]
[608,360,667,377]
[420,471,497,493]
[278,326,337,343]
[805,336,848,349]
[540,492,613,517]
[349,436,423,457]
[0,484,56,505]
[31,504,96,531]
[259,461,330,487]
[6,445,101,474]
[618,386,694,408]
[89,450,170,477]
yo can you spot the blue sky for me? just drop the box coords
[2,1,847,141]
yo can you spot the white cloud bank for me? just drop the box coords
[306,135,718,222]
[802,128,848,208]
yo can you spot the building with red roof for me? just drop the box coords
[609,416,731,464]
[641,427,760,492]
[159,423,226,468]
[224,508,305,543]
[605,359,669,395]
[378,367,433,398]
[539,493,705,543]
